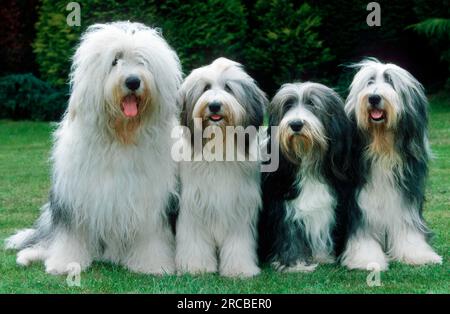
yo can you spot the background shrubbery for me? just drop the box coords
[0,0,448,121]
[33,0,159,86]
[0,74,67,121]
[245,1,334,91]
[158,0,248,72]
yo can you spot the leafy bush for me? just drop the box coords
[0,74,67,121]
[244,1,334,93]
[34,0,247,87]
[20,0,450,98]
[34,0,333,95]
[410,0,450,89]
[314,0,449,91]
[34,0,158,87]
[158,0,248,71]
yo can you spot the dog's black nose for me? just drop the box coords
[125,76,141,91]
[208,102,221,113]
[368,94,381,106]
[289,120,304,132]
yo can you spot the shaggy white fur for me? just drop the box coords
[5,22,182,275]
[175,58,267,277]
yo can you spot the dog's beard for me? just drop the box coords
[278,123,327,166]
[105,83,152,145]
[356,95,399,157]
[356,95,398,129]
[193,101,243,147]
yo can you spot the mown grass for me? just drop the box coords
[0,93,448,293]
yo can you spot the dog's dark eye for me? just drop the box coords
[283,98,296,113]
[112,58,119,66]
[305,99,314,107]
[384,73,394,87]
[367,77,375,86]
[203,83,211,92]
[224,83,232,94]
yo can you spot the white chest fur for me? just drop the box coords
[287,175,336,254]
[51,119,176,244]
[180,160,261,235]
[357,160,410,237]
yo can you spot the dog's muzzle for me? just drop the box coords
[207,101,224,122]
[368,94,385,122]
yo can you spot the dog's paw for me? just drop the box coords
[16,247,46,266]
[342,254,389,271]
[341,237,389,271]
[5,229,35,250]
[45,258,72,275]
[400,250,442,266]
[44,254,90,275]
[175,252,218,275]
[220,264,260,278]
[314,253,335,264]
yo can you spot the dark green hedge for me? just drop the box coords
[22,0,449,122]
[158,0,248,72]
[245,1,334,90]
[33,0,332,94]
[0,73,67,121]
[33,0,158,86]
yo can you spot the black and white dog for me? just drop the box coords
[259,82,352,272]
[175,58,268,277]
[341,59,442,270]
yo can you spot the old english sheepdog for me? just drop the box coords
[258,82,353,272]
[341,58,442,270]
[175,58,268,277]
[5,22,182,275]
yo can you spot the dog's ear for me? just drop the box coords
[396,73,429,161]
[267,86,291,127]
[247,80,268,127]
[177,85,188,127]
[387,67,430,209]
[320,88,353,182]
[234,78,268,127]
[177,77,207,131]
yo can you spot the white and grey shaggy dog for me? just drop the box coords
[341,58,442,270]
[258,82,353,272]
[176,58,268,277]
[5,22,182,275]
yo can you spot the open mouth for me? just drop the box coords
[208,114,223,122]
[121,94,139,118]
[369,108,385,122]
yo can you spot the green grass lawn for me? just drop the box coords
[0,93,448,294]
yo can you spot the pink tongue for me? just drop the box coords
[122,95,138,117]
[370,109,383,119]
[210,114,222,121]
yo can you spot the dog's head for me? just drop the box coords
[179,58,267,137]
[345,58,428,156]
[269,82,349,174]
[69,22,181,144]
